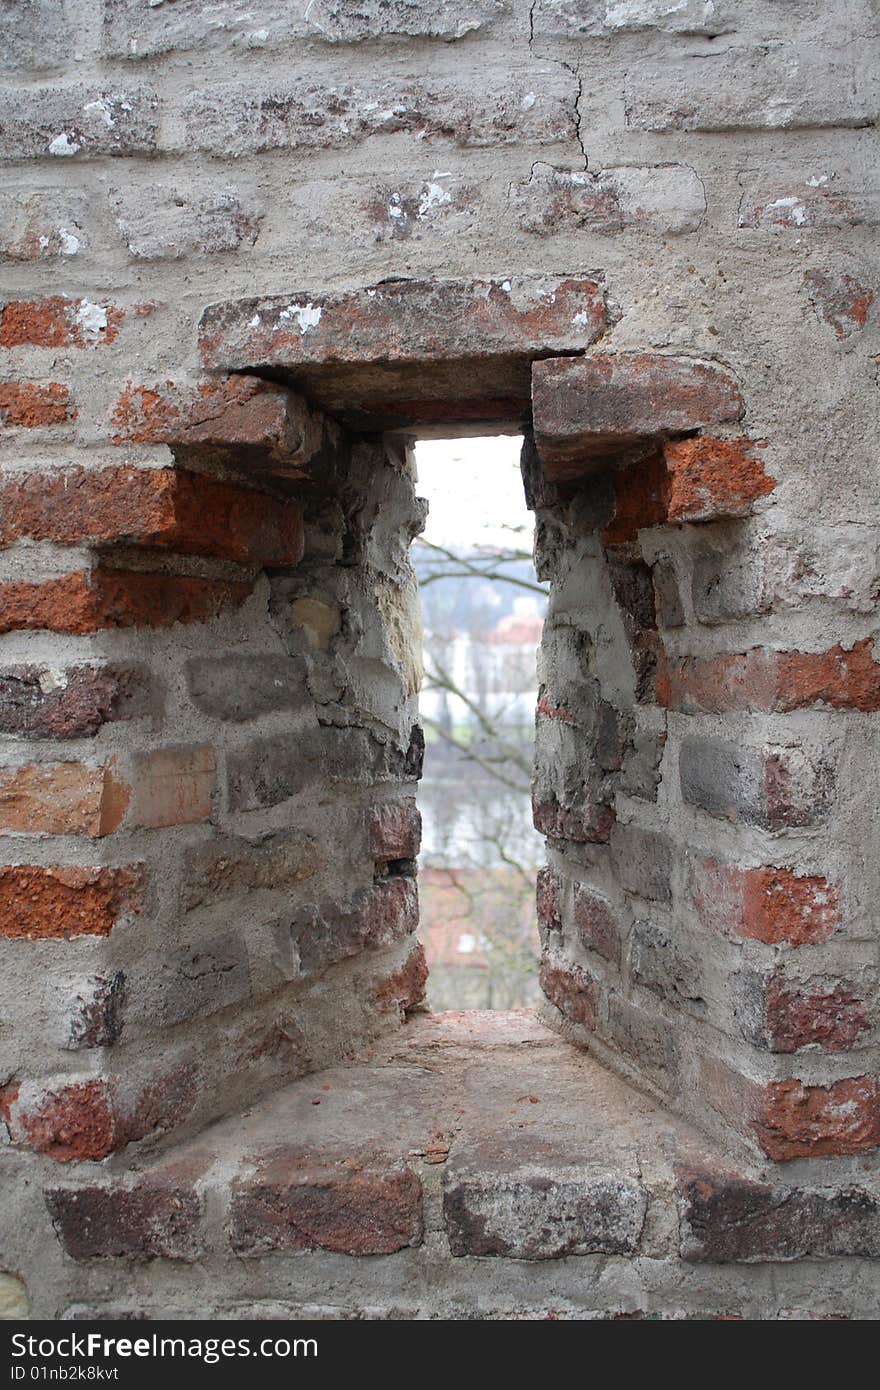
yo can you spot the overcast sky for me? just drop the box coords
[414,436,530,550]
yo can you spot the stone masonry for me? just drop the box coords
[0,0,878,1319]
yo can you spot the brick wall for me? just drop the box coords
[0,368,426,1159]
[0,0,878,1313]
[528,354,880,1162]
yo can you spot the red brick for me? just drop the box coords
[0,864,144,940]
[45,1183,203,1261]
[110,376,315,460]
[0,664,143,740]
[373,942,428,1013]
[760,973,869,1053]
[368,798,422,862]
[532,354,744,480]
[0,467,304,567]
[123,746,215,829]
[663,437,774,521]
[4,1065,199,1163]
[0,381,73,428]
[0,568,253,635]
[691,860,841,946]
[602,450,670,546]
[0,297,122,348]
[229,1149,423,1255]
[657,639,880,714]
[532,793,615,843]
[5,1080,115,1162]
[539,958,598,1030]
[536,694,577,723]
[703,1057,880,1160]
[0,761,128,836]
[756,1075,880,1159]
[602,439,772,545]
[199,276,606,373]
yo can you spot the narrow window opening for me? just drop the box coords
[413,437,548,1010]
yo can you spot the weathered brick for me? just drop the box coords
[113,1064,198,1151]
[112,185,263,260]
[679,736,834,830]
[0,381,73,429]
[201,276,604,374]
[0,466,304,567]
[691,547,765,625]
[691,860,841,947]
[4,1068,196,1162]
[296,877,419,975]
[185,653,307,722]
[0,87,159,160]
[372,942,428,1013]
[104,0,502,57]
[45,1183,203,1262]
[606,554,657,631]
[606,992,679,1088]
[572,883,623,967]
[110,377,334,481]
[534,0,735,37]
[183,73,575,159]
[532,356,744,480]
[704,1059,880,1160]
[739,181,871,231]
[532,793,615,844]
[804,269,875,339]
[678,1173,880,1262]
[601,450,670,546]
[0,864,143,940]
[663,437,775,522]
[444,1140,648,1258]
[0,664,143,740]
[658,639,880,715]
[229,1149,423,1255]
[0,297,122,348]
[124,746,215,830]
[539,957,598,1029]
[368,798,421,862]
[0,761,128,837]
[759,528,880,616]
[610,823,674,905]
[182,830,325,911]
[0,191,88,261]
[1,0,73,72]
[128,932,250,1030]
[630,919,704,1014]
[625,48,876,133]
[0,569,253,635]
[737,968,869,1054]
[536,864,563,937]
[226,726,407,812]
[3,1080,115,1162]
[66,972,127,1050]
[514,162,705,237]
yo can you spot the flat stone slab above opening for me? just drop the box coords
[198,276,605,435]
[532,353,745,479]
